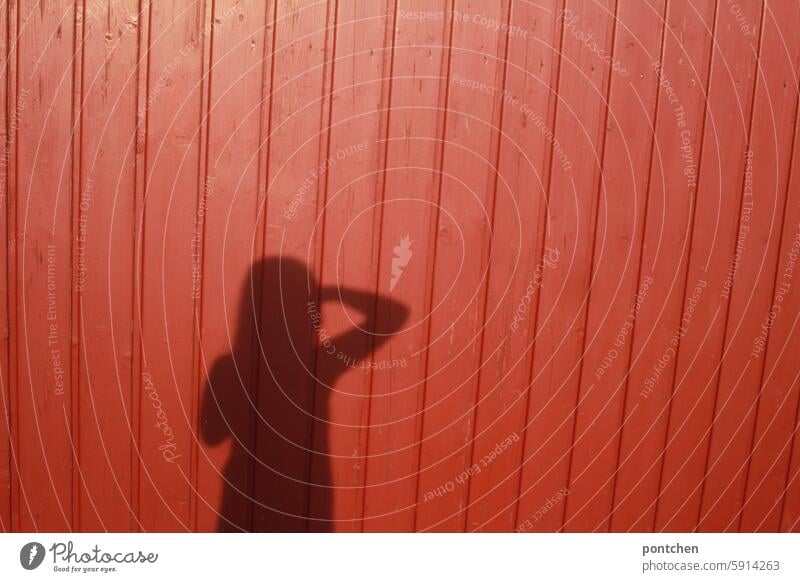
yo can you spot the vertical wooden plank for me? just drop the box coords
[16,0,75,531]
[784,459,800,530]
[464,0,558,532]
[610,0,715,532]
[360,0,450,532]
[508,0,565,533]
[781,360,800,530]
[774,64,800,533]
[743,121,800,531]
[189,0,215,534]
[0,0,10,533]
[563,0,664,532]
[700,0,800,532]
[69,0,84,532]
[656,0,763,532]
[75,0,140,532]
[137,0,207,531]
[195,0,272,532]
[515,0,613,532]
[739,5,800,532]
[307,0,397,533]
[5,0,19,533]
[251,0,333,532]
[414,0,509,532]
[130,0,151,533]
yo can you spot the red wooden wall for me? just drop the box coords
[2,0,800,532]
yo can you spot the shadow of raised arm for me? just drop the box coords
[319,285,409,361]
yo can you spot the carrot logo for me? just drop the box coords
[20,542,46,570]
[390,235,413,292]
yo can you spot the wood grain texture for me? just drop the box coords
[0,0,10,533]
[0,0,799,532]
